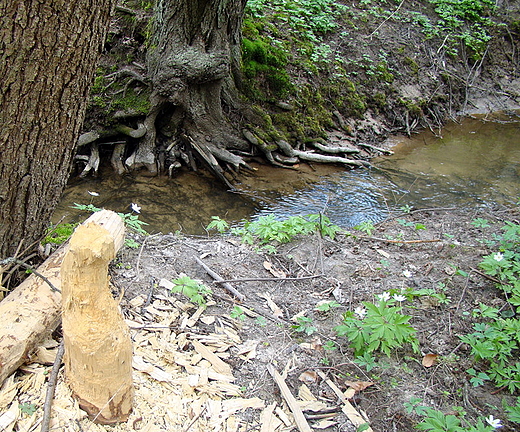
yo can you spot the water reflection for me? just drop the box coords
[375,115,520,209]
[53,115,520,234]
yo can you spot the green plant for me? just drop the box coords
[315,300,341,312]
[354,352,378,372]
[471,303,499,319]
[231,306,246,320]
[323,340,337,351]
[466,368,490,387]
[354,220,376,236]
[42,223,77,246]
[18,402,37,416]
[292,316,317,336]
[404,286,451,305]
[255,316,268,326]
[206,216,229,233]
[170,275,212,306]
[224,213,340,251]
[471,218,491,229]
[404,397,430,416]
[459,320,520,393]
[428,0,495,59]
[458,221,520,393]
[335,294,419,356]
[505,397,520,423]
[413,406,501,431]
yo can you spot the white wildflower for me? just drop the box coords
[377,292,391,302]
[485,415,502,429]
[87,191,99,196]
[354,306,367,319]
[402,270,412,278]
[393,294,406,302]
[493,252,504,262]
[131,203,141,213]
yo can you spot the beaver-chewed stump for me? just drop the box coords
[61,210,133,424]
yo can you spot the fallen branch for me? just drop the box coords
[194,256,245,301]
[213,274,324,284]
[0,247,65,386]
[267,364,312,432]
[357,236,441,244]
[41,340,65,432]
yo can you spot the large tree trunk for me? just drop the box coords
[125,0,250,180]
[0,0,116,261]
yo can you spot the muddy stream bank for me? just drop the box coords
[53,114,520,233]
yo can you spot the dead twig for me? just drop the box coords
[195,256,245,301]
[0,257,61,292]
[212,274,324,284]
[41,340,65,432]
[356,237,441,244]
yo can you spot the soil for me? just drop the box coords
[104,204,519,431]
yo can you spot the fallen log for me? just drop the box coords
[0,248,64,386]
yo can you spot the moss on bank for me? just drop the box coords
[86,0,520,145]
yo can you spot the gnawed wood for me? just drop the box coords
[61,210,132,424]
[0,211,127,388]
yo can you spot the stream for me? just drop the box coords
[53,114,520,235]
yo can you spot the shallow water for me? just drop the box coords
[53,114,520,234]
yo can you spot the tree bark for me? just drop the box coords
[125,0,249,180]
[0,0,116,260]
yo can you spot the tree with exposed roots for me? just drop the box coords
[124,0,252,187]
[77,1,369,184]
[0,0,116,262]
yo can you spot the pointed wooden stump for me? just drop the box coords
[61,210,133,424]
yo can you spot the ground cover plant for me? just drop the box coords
[201,206,520,430]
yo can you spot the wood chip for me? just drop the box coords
[0,402,18,432]
[317,370,374,431]
[191,340,234,378]
[260,402,282,432]
[133,355,174,382]
[267,364,312,432]
[297,384,317,401]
